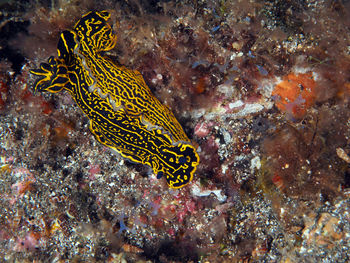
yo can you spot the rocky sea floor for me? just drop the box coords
[0,0,349,262]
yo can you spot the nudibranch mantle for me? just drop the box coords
[30,11,199,189]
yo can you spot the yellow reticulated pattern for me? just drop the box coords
[30,11,199,188]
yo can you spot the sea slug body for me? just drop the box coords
[30,11,199,188]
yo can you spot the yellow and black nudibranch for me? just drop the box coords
[30,11,199,188]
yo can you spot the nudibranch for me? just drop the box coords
[30,11,199,188]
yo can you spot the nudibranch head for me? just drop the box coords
[57,30,78,64]
[74,11,117,52]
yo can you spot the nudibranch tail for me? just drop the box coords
[160,142,199,189]
[30,10,199,189]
